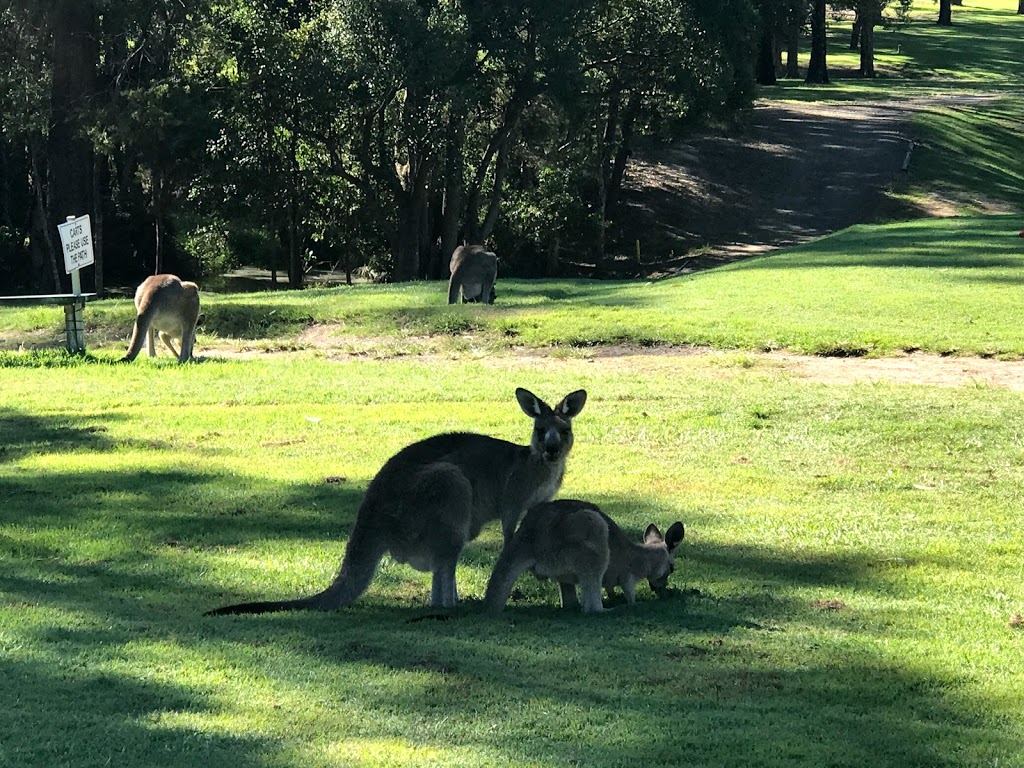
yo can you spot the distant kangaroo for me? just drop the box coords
[121,274,200,363]
[485,500,684,614]
[448,244,497,304]
[206,388,588,616]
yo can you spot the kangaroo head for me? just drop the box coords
[515,388,587,463]
[642,521,685,594]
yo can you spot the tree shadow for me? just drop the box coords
[3,445,1018,766]
[0,408,128,464]
[1,655,277,767]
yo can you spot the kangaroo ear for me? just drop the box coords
[665,522,685,552]
[644,524,663,545]
[515,387,546,417]
[557,389,587,419]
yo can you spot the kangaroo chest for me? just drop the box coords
[520,465,564,509]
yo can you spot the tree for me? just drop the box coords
[841,0,911,78]
[805,0,829,83]
[755,0,806,85]
[497,0,756,272]
[938,0,952,25]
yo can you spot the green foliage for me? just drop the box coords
[177,220,239,278]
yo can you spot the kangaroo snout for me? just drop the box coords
[536,421,572,462]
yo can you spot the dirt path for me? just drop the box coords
[201,337,1024,392]
[616,100,913,273]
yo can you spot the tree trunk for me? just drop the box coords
[153,173,164,275]
[92,150,103,295]
[479,141,509,242]
[48,0,97,292]
[859,18,876,78]
[786,26,800,78]
[29,136,62,292]
[938,0,952,25]
[546,235,560,278]
[606,92,641,221]
[465,81,533,243]
[287,131,302,289]
[393,152,433,281]
[805,0,830,84]
[756,24,778,85]
[1018,0,1022,14]
[439,110,465,274]
[850,15,862,49]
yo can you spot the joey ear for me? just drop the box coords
[515,387,546,417]
[665,522,685,552]
[644,524,663,545]
[557,389,587,419]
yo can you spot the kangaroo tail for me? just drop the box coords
[121,313,151,362]
[205,525,388,617]
[447,273,461,304]
[484,543,534,615]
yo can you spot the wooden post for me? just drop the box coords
[64,215,87,354]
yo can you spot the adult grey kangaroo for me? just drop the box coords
[121,274,200,363]
[485,499,684,614]
[448,244,497,304]
[206,388,587,616]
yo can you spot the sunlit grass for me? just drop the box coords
[6,216,1024,359]
[2,354,1023,767]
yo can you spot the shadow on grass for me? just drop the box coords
[2,439,1017,766]
[0,408,129,463]
[1,656,277,767]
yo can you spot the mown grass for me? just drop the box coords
[2,352,1023,767]
[3,4,1024,766]
[772,0,1024,95]
[4,215,1023,358]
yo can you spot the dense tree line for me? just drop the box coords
[0,0,940,293]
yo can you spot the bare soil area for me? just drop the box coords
[614,99,915,276]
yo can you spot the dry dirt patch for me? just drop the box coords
[203,336,1024,391]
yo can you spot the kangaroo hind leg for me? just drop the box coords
[159,331,182,359]
[431,558,459,609]
[578,576,604,613]
[558,582,580,610]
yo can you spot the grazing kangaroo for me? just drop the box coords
[121,274,200,363]
[485,500,685,614]
[448,244,497,304]
[206,388,588,616]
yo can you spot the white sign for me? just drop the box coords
[57,214,95,275]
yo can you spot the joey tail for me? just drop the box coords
[205,525,387,617]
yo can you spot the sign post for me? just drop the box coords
[56,214,95,354]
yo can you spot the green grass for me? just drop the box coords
[771,0,1024,96]
[5,216,1024,359]
[3,4,1024,765]
[1,353,1023,767]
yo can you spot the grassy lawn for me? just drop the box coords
[5,216,1024,359]
[3,2,1024,766]
[2,353,1023,767]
